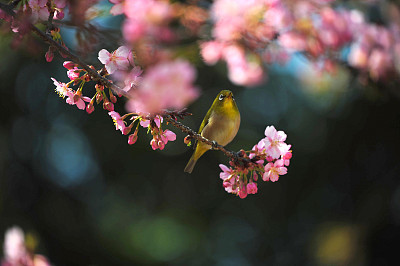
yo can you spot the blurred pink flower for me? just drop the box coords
[368,48,393,81]
[200,41,225,65]
[109,0,125,15]
[28,0,49,23]
[3,226,26,264]
[263,160,287,182]
[98,46,131,74]
[279,32,307,51]
[126,59,199,114]
[123,66,143,92]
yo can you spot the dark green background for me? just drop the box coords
[1,2,400,265]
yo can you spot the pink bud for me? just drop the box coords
[158,140,165,150]
[103,101,114,111]
[96,93,103,104]
[110,94,117,103]
[238,188,248,199]
[54,9,64,20]
[128,133,138,145]
[45,47,54,62]
[63,61,75,70]
[86,103,94,114]
[246,182,258,194]
[150,139,158,150]
[122,126,132,135]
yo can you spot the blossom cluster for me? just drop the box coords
[201,0,400,85]
[1,226,50,266]
[219,126,292,199]
[108,112,176,149]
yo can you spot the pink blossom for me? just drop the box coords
[223,45,264,86]
[264,5,293,30]
[98,46,131,74]
[262,125,290,159]
[123,66,143,92]
[368,48,392,81]
[160,129,176,144]
[238,187,248,199]
[348,44,369,69]
[123,19,147,43]
[200,41,225,65]
[109,0,125,15]
[54,0,67,8]
[247,182,258,194]
[28,0,49,23]
[67,67,81,81]
[282,149,292,166]
[279,32,307,51]
[140,116,163,128]
[109,111,126,133]
[67,91,91,110]
[3,226,26,264]
[126,60,199,114]
[51,78,71,98]
[124,0,172,24]
[219,164,234,180]
[263,160,287,182]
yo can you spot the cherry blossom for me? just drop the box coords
[263,160,287,182]
[28,0,49,24]
[126,59,199,114]
[98,46,131,74]
[262,126,290,159]
[109,111,126,133]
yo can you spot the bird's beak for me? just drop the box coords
[228,92,233,99]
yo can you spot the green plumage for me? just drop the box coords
[184,90,240,173]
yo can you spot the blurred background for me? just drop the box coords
[2,1,400,265]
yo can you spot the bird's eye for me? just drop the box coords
[219,94,225,101]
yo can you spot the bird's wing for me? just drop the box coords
[192,108,213,149]
[198,108,213,134]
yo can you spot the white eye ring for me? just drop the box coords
[219,94,225,101]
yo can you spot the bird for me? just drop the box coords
[184,90,240,173]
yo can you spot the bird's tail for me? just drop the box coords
[184,153,197,174]
[184,144,208,174]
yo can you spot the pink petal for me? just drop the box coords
[219,164,230,172]
[98,49,111,64]
[76,99,86,110]
[164,130,176,141]
[264,125,277,138]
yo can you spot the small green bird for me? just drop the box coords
[184,90,240,173]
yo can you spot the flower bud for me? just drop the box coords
[103,101,114,111]
[184,135,192,145]
[45,47,54,62]
[128,132,138,145]
[63,61,75,70]
[95,94,103,104]
[86,102,94,114]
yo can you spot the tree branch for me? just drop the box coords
[0,2,250,165]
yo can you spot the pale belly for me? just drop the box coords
[201,113,240,148]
